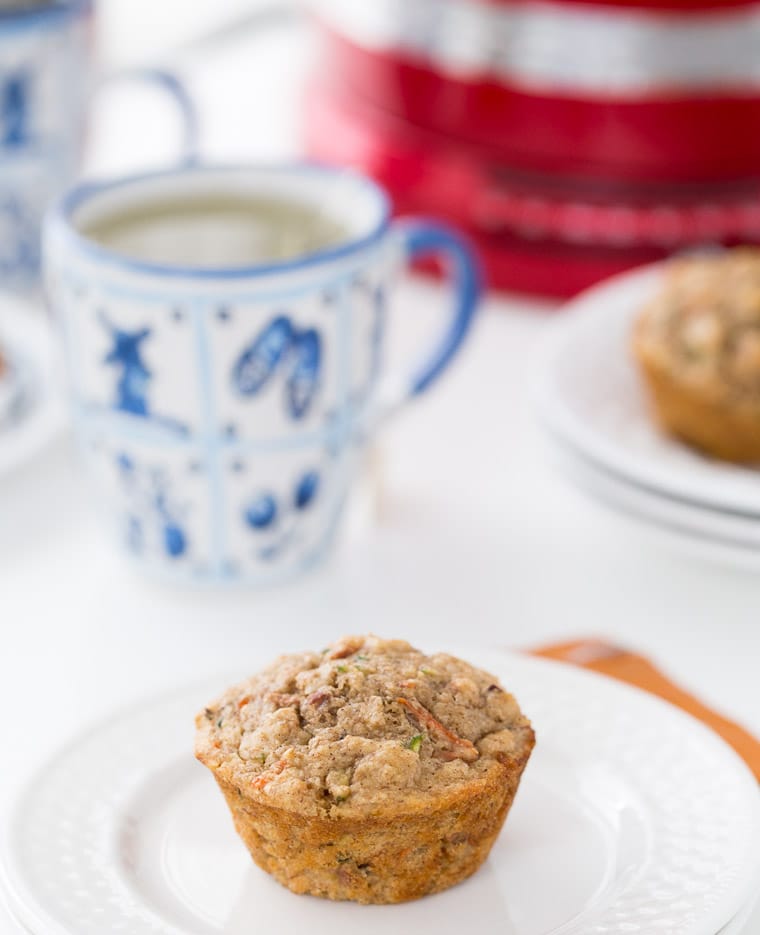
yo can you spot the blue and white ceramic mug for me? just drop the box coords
[44,164,480,585]
[0,0,196,291]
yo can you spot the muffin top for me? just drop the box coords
[195,635,533,818]
[635,248,760,397]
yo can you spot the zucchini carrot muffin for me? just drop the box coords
[633,248,760,463]
[195,635,534,904]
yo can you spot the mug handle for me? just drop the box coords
[378,218,481,416]
[96,67,199,166]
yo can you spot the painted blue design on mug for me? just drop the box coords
[287,329,321,420]
[115,452,188,559]
[244,492,277,530]
[1,72,29,147]
[232,315,293,396]
[126,514,143,553]
[153,488,187,557]
[117,451,134,474]
[258,526,297,562]
[162,519,187,557]
[294,470,319,510]
[0,195,37,277]
[231,316,322,421]
[243,469,321,561]
[100,312,153,417]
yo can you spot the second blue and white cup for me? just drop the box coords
[44,164,480,585]
[0,0,196,292]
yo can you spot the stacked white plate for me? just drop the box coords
[534,264,760,570]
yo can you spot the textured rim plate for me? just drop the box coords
[718,894,759,935]
[533,263,760,518]
[2,650,759,935]
[0,296,68,476]
[546,432,760,572]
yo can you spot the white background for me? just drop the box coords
[1,1,759,932]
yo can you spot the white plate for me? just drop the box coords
[0,297,68,476]
[544,427,760,547]
[547,434,760,571]
[2,650,759,935]
[718,895,759,935]
[533,263,760,518]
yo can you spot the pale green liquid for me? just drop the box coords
[80,195,351,268]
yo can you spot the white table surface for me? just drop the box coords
[1,3,759,932]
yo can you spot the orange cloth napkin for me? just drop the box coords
[530,638,760,782]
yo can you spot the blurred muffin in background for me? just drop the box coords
[633,248,760,464]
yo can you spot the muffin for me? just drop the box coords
[633,248,760,463]
[195,635,534,904]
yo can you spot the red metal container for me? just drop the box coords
[306,0,760,296]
